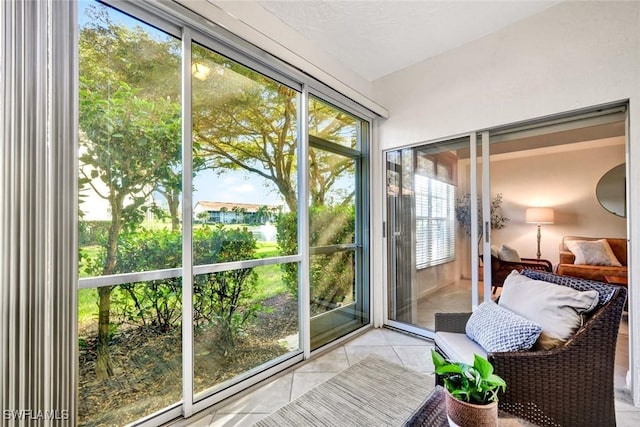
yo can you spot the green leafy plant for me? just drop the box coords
[432,350,506,405]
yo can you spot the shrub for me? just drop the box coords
[193,226,261,347]
[78,220,111,246]
[90,226,261,344]
[276,205,355,310]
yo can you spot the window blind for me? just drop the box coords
[415,175,455,269]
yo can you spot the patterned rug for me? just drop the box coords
[254,354,434,427]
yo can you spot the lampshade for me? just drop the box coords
[525,207,555,224]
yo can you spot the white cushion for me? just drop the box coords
[465,301,541,352]
[498,244,521,262]
[499,270,599,349]
[566,239,622,266]
[435,332,487,365]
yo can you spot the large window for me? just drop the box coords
[77,1,371,425]
[78,3,183,424]
[190,40,301,399]
[415,153,456,268]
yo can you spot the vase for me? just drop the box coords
[445,389,498,427]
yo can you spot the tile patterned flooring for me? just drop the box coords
[176,325,640,427]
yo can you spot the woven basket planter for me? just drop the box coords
[445,389,498,427]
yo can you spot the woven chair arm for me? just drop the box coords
[403,385,447,427]
[434,312,471,333]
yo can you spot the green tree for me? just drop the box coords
[197,211,210,224]
[79,81,181,378]
[192,57,358,213]
[79,4,182,378]
[255,205,270,225]
[308,99,359,207]
[80,5,180,100]
[192,44,300,212]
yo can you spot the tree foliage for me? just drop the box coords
[79,4,182,378]
[276,205,355,308]
[192,44,300,211]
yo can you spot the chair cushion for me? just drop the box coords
[566,239,622,266]
[522,269,617,306]
[464,301,541,352]
[499,270,599,349]
[435,332,487,365]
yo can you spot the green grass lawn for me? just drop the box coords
[78,288,98,327]
[256,241,279,257]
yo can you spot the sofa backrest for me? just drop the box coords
[560,235,627,266]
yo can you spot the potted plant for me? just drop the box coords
[431,350,506,427]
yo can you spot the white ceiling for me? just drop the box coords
[257,0,562,81]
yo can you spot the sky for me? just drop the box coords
[192,169,285,207]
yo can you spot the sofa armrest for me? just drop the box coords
[559,250,575,265]
[434,312,471,333]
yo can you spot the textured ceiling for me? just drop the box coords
[257,1,562,81]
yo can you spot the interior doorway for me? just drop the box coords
[384,102,629,387]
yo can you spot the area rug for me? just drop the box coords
[254,354,434,427]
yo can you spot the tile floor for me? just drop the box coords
[175,326,640,427]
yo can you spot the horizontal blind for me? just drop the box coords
[415,175,455,269]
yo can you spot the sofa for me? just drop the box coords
[434,270,627,427]
[556,235,627,282]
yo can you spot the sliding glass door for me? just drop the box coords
[386,104,630,338]
[308,97,369,350]
[386,135,487,334]
[189,40,302,400]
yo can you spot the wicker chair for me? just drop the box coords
[434,270,627,427]
[403,385,448,427]
[487,254,552,294]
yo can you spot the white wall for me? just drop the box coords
[373,2,639,147]
[491,139,626,263]
[372,1,640,404]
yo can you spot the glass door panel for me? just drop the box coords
[77,1,183,424]
[308,97,369,350]
[190,41,301,397]
[386,137,477,332]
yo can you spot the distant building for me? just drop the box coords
[193,201,282,224]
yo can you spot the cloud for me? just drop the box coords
[232,183,255,193]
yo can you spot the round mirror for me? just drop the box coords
[596,163,626,217]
